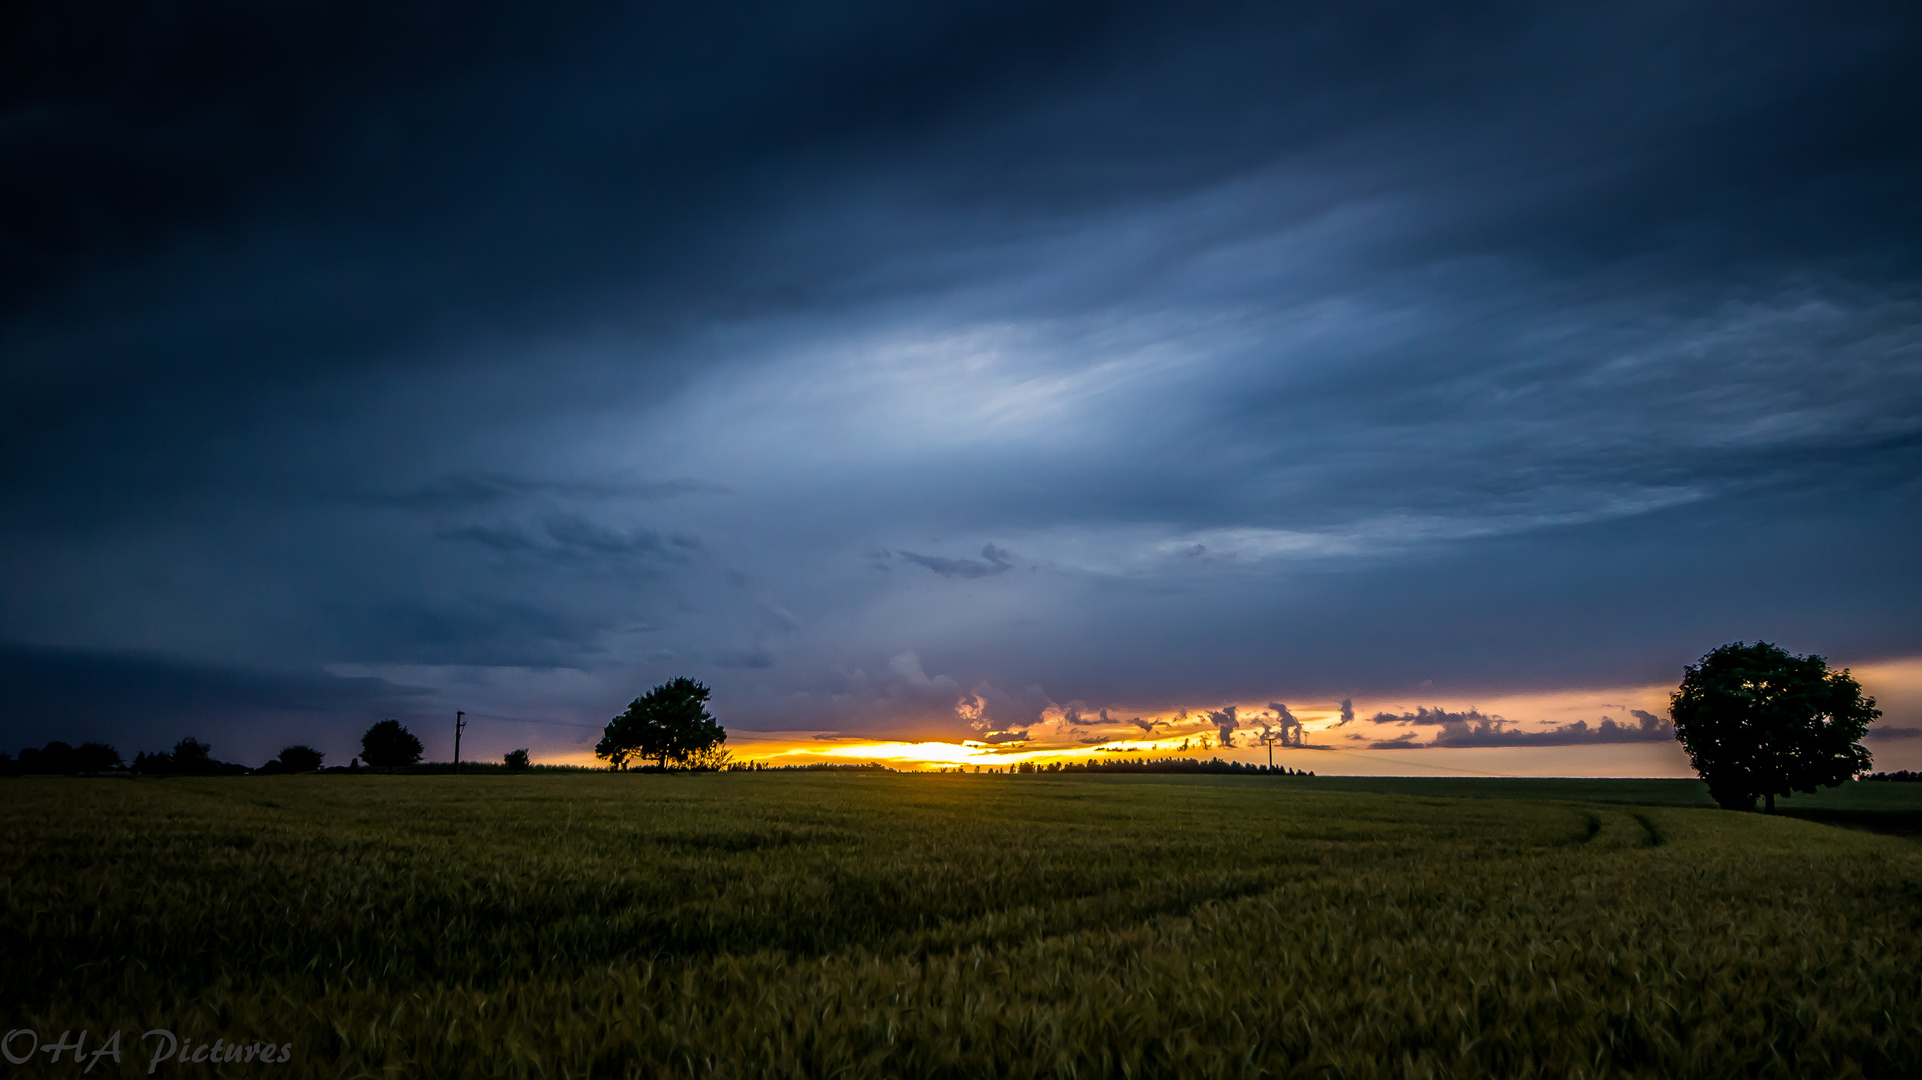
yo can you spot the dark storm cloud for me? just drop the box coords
[956,682,1054,733]
[1864,727,1922,741]
[2,1,1919,748]
[0,641,427,761]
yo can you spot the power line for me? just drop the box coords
[1301,743,1518,777]
[460,711,604,730]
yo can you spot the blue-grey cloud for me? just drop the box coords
[1,0,1918,752]
[897,544,1016,579]
[360,473,729,511]
[715,647,777,670]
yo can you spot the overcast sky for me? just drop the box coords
[4,1,1919,766]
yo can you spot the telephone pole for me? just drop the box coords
[454,710,466,774]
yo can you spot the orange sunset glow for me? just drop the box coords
[532,653,1922,776]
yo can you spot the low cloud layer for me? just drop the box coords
[1361,708,1678,750]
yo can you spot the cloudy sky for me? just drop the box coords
[4,0,1919,771]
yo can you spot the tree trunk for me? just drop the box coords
[1765,791,1775,814]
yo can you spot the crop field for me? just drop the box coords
[5,773,1922,1078]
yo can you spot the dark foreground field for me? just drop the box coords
[5,774,1921,1078]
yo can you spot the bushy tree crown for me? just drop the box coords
[597,677,725,770]
[275,744,325,772]
[1671,641,1878,811]
[361,719,424,768]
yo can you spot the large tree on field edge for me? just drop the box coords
[1670,642,1877,812]
[361,719,424,769]
[598,677,726,770]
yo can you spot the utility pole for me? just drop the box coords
[454,710,466,774]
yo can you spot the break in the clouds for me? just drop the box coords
[3,1,1920,762]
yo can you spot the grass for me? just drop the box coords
[4,773,1920,1077]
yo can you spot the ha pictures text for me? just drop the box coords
[3,1029,294,1073]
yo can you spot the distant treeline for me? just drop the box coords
[7,739,1314,778]
[1,738,328,776]
[1863,770,1922,782]
[0,738,590,777]
[4,740,133,775]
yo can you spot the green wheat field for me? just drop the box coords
[6,773,1922,1078]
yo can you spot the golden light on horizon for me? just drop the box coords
[531,655,1922,775]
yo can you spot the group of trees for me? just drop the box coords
[1,718,537,776]
[3,740,126,775]
[2,737,287,776]
[132,737,250,775]
[3,724,416,776]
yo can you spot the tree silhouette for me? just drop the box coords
[597,677,725,770]
[360,719,424,769]
[1670,641,1878,812]
[275,745,325,772]
[73,742,124,772]
[171,737,215,774]
[503,748,531,770]
[19,741,75,773]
